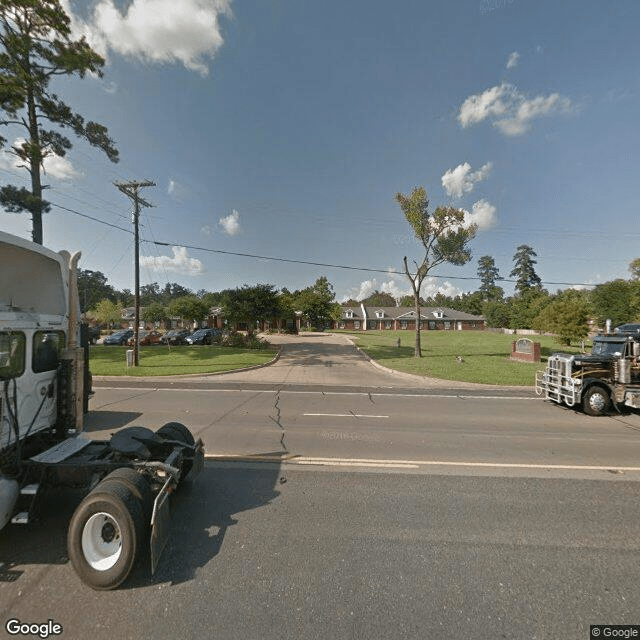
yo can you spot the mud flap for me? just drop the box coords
[192,438,205,478]
[150,479,172,575]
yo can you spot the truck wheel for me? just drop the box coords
[97,468,154,522]
[157,422,195,480]
[583,386,610,416]
[67,479,145,590]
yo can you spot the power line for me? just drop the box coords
[8,195,611,289]
[149,239,598,288]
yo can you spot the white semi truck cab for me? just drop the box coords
[0,231,204,589]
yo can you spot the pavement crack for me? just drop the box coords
[269,388,288,453]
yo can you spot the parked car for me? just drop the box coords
[160,329,190,345]
[103,329,134,345]
[126,330,163,346]
[185,328,221,345]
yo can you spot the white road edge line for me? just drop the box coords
[303,413,389,418]
[205,454,640,472]
[94,386,537,401]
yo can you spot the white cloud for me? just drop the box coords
[442,161,492,199]
[462,199,498,230]
[66,0,232,76]
[141,246,204,275]
[219,209,241,236]
[341,276,462,304]
[1,139,80,181]
[43,154,81,180]
[506,51,520,69]
[201,225,212,236]
[458,82,573,135]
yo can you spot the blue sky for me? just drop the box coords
[1,0,639,302]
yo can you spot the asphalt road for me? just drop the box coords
[2,334,640,639]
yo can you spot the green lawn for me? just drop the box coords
[334,330,587,386]
[89,344,276,376]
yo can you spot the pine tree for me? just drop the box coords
[0,0,118,244]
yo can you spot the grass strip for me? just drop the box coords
[334,330,586,386]
[89,344,276,377]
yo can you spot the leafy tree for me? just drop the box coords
[89,298,122,329]
[532,294,589,346]
[142,302,168,324]
[510,245,542,295]
[77,268,116,314]
[450,291,483,315]
[362,290,397,307]
[396,186,477,356]
[117,288,134,307]
[296,276,342,329]
[589,280,637,328]
[197,290,224,307]
[222,284,280,335]
[168,295,210,327]
[482,300,511,328]
[0,0,118,244]
[508,288,550,330]
[629,258,640,281]
[477,255,503,301]
[160,282,192,304]
[341,298,360,307]
[139,282,161,306]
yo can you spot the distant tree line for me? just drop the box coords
[347,246,640,347]
[82,273,342,334]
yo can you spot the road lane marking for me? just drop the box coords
[205,453,640,473]
[303,413,389,418]
[94,386,537,401]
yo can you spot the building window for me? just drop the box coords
[444,321,451,330]
[354,321,360,329]
[429,321,436,330]
[401,321,408,330]
[339,322,345,329]
[385,321,392,329]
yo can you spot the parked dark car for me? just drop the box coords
[103,329,134,345]
[160,329,190,345]
[185,328,221,345]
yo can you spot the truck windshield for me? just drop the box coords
[591,340,625,356]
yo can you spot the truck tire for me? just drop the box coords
[157,422,195,480]
[583,385,610,416]
[97,468,154,522]
[67,479,145,590]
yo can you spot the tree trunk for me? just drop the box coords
[27,79,43,245]
[413,295,422,357]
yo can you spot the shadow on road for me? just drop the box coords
[0,455,283,590]
[142,455,283,587]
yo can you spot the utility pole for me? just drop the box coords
[115,180,155,366]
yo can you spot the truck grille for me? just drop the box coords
[535,354,581,406]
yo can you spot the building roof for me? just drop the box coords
[340,305,484,321]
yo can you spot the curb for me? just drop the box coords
[92,348,281,382]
